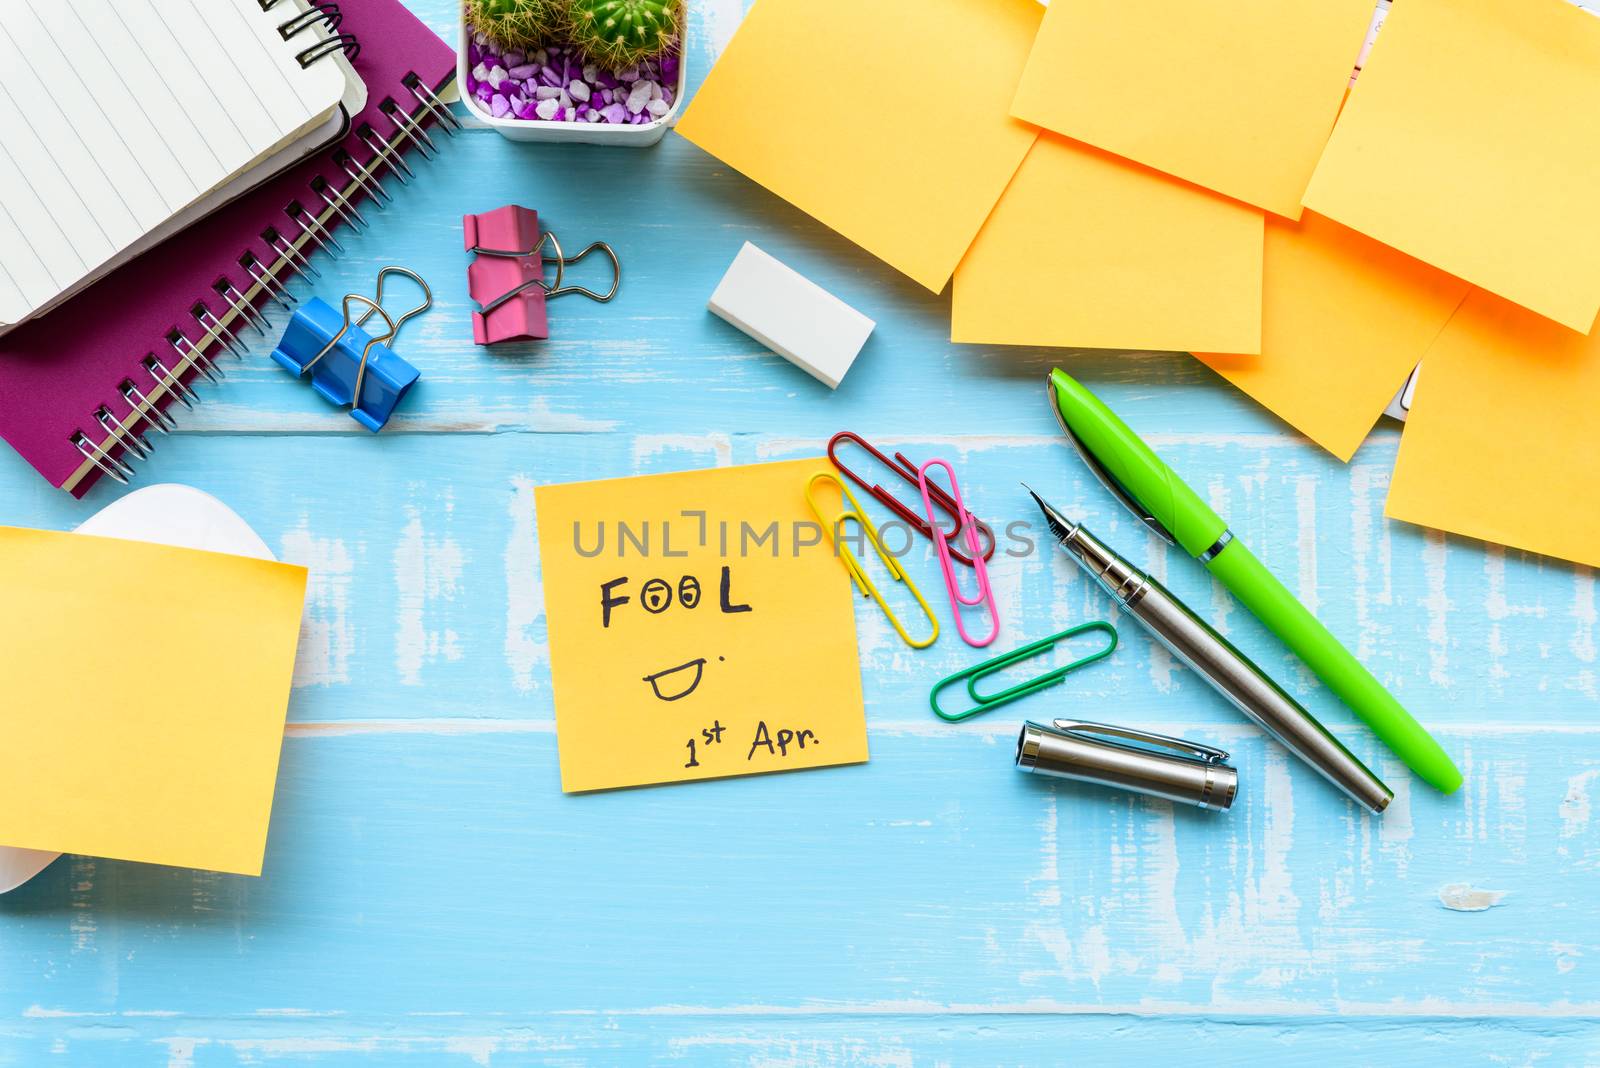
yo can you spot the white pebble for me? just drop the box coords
[471,61,490,83]
[617,65,640,82]
[601,88,614,104]
[559,90,573,109]
[646,79,662,102]
[488,64,509,89]
[535,98,559,120]
[535,48,549,65]
[586,110,602,122]
[534,84,563,99]
[582,63,598,82]
[568,80,591,102]
[624,80,653,114]
[646,97,670,117]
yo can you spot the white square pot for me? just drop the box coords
[457,13,687,146]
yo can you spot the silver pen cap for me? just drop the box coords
[1016,720,1238,811]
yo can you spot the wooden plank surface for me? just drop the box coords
[0,0,1595,1063]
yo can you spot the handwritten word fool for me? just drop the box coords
[598,565,751,627]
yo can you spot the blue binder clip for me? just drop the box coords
[271,266,432,431]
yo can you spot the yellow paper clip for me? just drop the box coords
[806,471,939,649]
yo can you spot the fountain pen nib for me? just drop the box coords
[1022,483,1075,541]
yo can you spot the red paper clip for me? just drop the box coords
[827,430,995,566]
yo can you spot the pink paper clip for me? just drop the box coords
[918,458,1000,647]
[462,204,620,346]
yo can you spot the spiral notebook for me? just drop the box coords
[0,0,360,329]
[0,0,457,497]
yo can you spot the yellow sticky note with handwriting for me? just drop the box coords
[1194,211,1469,461]
[0,528,307,876]
[535,460,867,793]
[675,0,1041,293]
[952,133,1265,354]
[1303,0,1600,334]
[1386,291,1600,569]
[1011,0,1374,218]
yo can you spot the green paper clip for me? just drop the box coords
[930,620,1118,722]
[807,470,939,650]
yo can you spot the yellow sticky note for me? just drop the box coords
[1195,211,1469,461]
[535,460,867,793]
[1303,0,1600,334]
[675,0,1041,293]
[0,529,307,876]
[951,133,1264,354]
[1010,0,1374,218]
[1387,291,1600,568]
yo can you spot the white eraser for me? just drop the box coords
[707,242,875,390]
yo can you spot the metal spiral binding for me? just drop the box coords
[277,3,341,40]
[66,21,462,491]
[268,0,360,66]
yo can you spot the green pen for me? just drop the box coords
[1046,368,1462,794]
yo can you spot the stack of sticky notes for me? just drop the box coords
[677,0,1600,570]
[0,526,307,877]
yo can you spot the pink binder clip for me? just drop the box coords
[462,204,621,346]
[918,458,1000,648]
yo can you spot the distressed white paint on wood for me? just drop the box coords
[0,0,1593,1061]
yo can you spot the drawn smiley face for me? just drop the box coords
[642,655,725,701]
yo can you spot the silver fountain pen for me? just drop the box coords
[1027,487,1392,813]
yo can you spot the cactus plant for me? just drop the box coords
[465,0,564,50]
[566,0,680,67]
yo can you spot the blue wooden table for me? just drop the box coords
[2,2,1596,1063]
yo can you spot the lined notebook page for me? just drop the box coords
[0,0,345,325]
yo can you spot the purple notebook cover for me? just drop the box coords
[0,0,455,497]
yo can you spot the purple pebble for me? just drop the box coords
[660,54,679,79]
[508,63,539,79]
[601,102,627,123]
[597,72,619,90]
[490,94,511,118]
[514,99,539,120]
